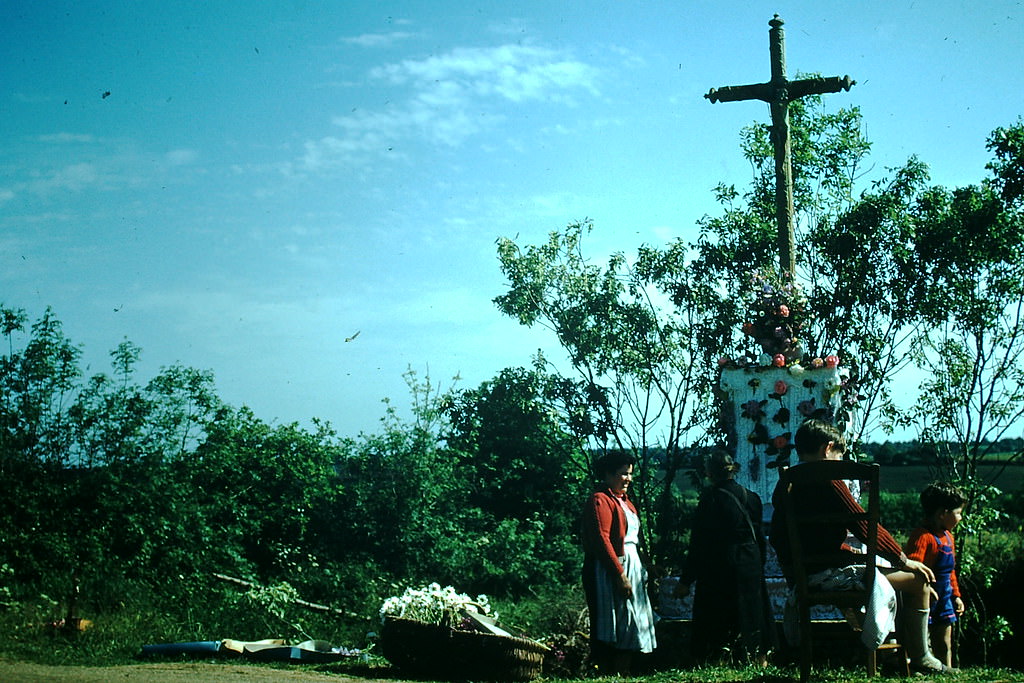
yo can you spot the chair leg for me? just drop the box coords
[875,641,911,678]
[799,610,813,682]
[892,593,910,677]
[866,649,877,676]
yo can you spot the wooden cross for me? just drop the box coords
[705,15,854,276]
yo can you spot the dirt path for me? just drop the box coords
[0,660,393,682]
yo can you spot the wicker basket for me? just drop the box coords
[381,616,548,681]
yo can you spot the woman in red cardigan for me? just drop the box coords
[581,452,656,674]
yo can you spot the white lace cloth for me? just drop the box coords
[783,565,897,649]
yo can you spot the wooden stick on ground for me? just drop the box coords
[212,573,360,618]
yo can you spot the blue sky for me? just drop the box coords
[2,1,1021,439]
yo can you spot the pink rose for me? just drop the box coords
[811,357,824,368]
[825,354,840,369]
[718,356,730,367]
[772,435,789,449]
[778,304,790,317]
[774,380,788,395]
[772,354,786,368]
[742,322,755,336]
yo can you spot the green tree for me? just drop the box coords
[0,309,236,606]
[0,307,84,596]
[693,96,936,441]
[904,122,1024,514]
[495,220,731,562]
[0,306,81,464]
[492,99,949,559]
[444,366,585,521]
[987,119,1024,208]
[894,123,1024,661]
[330,370,464,585]
[53,343,226,597]
[192,406,342,582]
[443,365,590,588]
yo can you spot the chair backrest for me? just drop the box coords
[778,460,881,601]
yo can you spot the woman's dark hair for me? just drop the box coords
[920,482,966,515]
[705,449,740,480]
[593,452,636,479]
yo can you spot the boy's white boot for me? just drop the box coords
[904,606,955,674]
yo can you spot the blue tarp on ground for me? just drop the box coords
[140,638,361,662]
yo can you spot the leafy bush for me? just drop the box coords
[491,584,591,679]
[3,302,1024,674]
[877,491,920,533]
[979,551,1024,669]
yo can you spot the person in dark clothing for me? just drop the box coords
[768,418,955,675]
[676,451,774,663]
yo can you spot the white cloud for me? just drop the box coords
[342,31,416,48]
[165,149,199,166]
[20,157,146,199]
[302,43,601,169]
[371,44,599,100]
[10,138,158,201]
[37,133,95,144]
[33,162,100,193]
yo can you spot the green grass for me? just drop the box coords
[185,657,1024,682]
[0,587,375,668]
[2,623,1022,682]
[317,660,1024,682]
[575,666,1024,682]
[19,653,1013,683]
[1,578,1020,681]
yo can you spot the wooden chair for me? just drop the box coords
[778,460,910,681]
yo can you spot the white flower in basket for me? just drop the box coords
[379,583,548,681]
[380,582,496,630]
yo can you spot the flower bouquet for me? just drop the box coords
[741,268,811,359]
[379,583,547,681]
[380,582,496,630]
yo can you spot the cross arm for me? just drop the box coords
[706,75,854,105]
[705,82,775,104]
[785,75,855,101]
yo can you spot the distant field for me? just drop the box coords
[672,462,1024,497]
[879,463,1024,493]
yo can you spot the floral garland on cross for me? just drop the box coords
[719,268,863,469]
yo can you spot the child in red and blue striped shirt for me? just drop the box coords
[905,482,967,668]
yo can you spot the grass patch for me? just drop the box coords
[579,666,1024,682]
[0,578,1020,681]
[0,583,380,668]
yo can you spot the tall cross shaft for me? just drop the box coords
[705,15,854,276]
